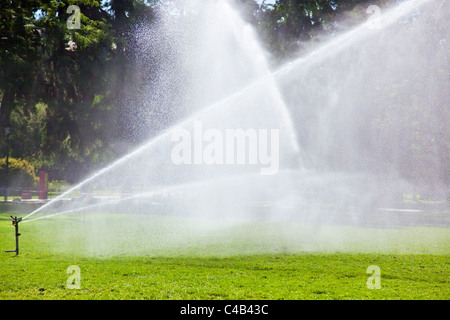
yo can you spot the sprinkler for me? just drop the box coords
[5,216,22,256]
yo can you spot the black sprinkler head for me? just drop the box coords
[6,216,22,255]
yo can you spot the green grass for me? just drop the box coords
[0,204,449,300]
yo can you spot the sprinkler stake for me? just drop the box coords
[5,216,22,256]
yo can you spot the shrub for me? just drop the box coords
[0,157,38,189]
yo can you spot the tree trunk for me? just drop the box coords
[0,88,14,133]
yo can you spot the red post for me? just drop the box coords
[39,171,48,200]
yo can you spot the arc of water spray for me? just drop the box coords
[22,71,297,221]
[222,1,301,156]
[22,169,289,223]
[23,3,301,222]
[275,0,430,77]
[22,0,429,222]
[22,186,178,223]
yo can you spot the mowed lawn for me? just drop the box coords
[0,204,448,300]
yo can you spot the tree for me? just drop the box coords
[0,0,42,133]
[1,0,156,183]
[247,0,394,62]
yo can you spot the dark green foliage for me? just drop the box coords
[0,0,154,183]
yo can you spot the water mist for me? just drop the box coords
[22,0,449,257]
